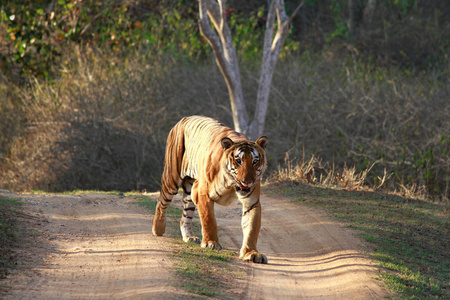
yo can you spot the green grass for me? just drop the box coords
[0,195,22,279]
[30,190,141,196]
[135,195,245,299]
[266,182,450,299]
[174,243,239,298]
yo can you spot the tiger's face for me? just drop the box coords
[221,136,268,195]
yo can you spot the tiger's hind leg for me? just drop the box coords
[153,190,177,236]
[152,178,180,236]
[153,118,185,237]
[180,177,201,244]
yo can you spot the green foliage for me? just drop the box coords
[142,4,210,59]
[392,0,417,15]
[0,1,304,81]
[326,0,348,43]
[0,0,209,80]
[229,6,300,61]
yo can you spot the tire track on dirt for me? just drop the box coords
[214,195,389,299]
[2,193,181,299]
[2,191,389,299]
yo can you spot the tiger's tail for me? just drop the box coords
[152,118,186,236]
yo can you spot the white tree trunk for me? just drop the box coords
[198,0,248,133]
[198,0,304,139]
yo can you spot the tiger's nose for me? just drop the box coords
[242,180,252,187]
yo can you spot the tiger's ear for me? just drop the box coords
[221,137,234,150]
[255,136,268,149]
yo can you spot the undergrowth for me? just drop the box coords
[0,49,447,201]
[0,195,21,279]
[268,153,444,201]
[0,0,448,201]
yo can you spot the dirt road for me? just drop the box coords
[1,190,388,299]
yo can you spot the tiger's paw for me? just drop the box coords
[183,236,201,244]
[241,250,268,264]
[152,218,166,236]
[201,241,223,250]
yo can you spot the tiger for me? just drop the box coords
[152,115,269,264]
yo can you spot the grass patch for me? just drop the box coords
[174,242,239,298]
[29,190,141,196]
[0,195,22,279]
[135,195,245,299]
[266,182,450,299]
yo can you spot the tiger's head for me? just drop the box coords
[221,136,268,195]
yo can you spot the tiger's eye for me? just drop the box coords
[235,158,242,165]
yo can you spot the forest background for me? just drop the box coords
[0,0,448,201]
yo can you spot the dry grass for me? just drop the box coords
[0,45,448,200]
[269,153,382,193]
[266,56,449,201]
[0,46,231,192]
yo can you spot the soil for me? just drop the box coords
[0,189,389,299]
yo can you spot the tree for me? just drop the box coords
[348,0,377,39]
[198,0,304,140]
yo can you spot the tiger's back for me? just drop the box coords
[180,116,247,184]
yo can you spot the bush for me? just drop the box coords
[0,48,231,192]
[266,55,449,200]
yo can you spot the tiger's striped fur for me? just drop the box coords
[152,116,269,263]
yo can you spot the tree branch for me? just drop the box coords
[198,0,248,133]
[249,0,304,139]
[198,0,304,138]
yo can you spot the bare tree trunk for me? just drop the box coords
[198,0,248,133]
[248,0,304,139]
[363,0,376,28]
[198,0,304,140]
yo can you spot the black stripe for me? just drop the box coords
[243,200,260,215]
[184,207,196,211]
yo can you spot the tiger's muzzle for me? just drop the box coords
[235,185,251,194]
[235,180,254,195]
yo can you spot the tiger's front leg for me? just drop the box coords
[193,182,223,250]
[180,177,201,244]
[240,197,268,264]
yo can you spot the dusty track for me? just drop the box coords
[215,196,389,299]
[1,190,388,299]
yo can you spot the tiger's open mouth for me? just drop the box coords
[235,185,251,194]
